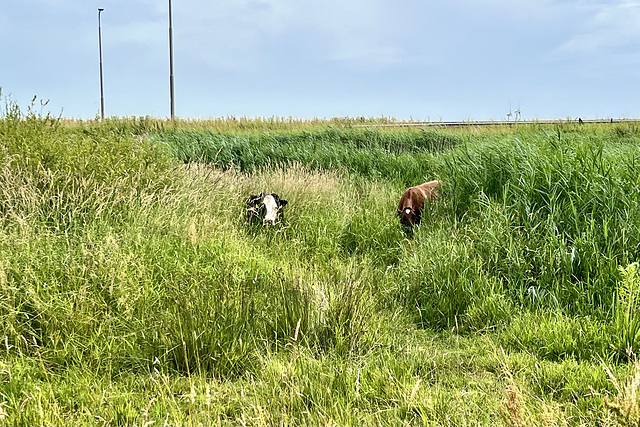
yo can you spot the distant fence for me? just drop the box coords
[355,118,639,128]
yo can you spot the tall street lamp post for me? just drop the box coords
[169,0,175,120]
[98,8,105,120]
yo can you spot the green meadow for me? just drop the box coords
[1,94,640,426]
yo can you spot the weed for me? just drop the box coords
[611,263,640,360]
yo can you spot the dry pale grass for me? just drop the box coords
[178,162,344,214]
[176,162,345,243]
[603,361,640,427]
[499,378,529,427]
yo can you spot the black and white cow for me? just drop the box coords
[246,193,288,225]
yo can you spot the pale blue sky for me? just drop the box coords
[1,0,638,121]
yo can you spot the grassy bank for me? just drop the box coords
[1,95,640,425]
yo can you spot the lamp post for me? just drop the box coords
[98,8,105,120]
[169,0,175,120]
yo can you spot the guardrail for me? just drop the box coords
[354,118,639,128]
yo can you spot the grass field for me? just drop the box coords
[1,93,640,425]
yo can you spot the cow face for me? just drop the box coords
[246,192,288,225]
[398,205,421,228]
[397,187,423,228]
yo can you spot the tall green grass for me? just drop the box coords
[432,127,640,315]
[155,127,458,185]
[2,92,640,425]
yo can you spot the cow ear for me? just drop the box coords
[247,194,260,206]
[280,199,288,206]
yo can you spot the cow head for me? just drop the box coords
[397,205,421,228]
[246,192,288,225]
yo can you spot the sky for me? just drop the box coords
[1,0,639,121]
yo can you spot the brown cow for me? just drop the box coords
[397,180,440,228]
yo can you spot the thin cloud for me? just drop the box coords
[176,0,420,70]
[556,1,640,54]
